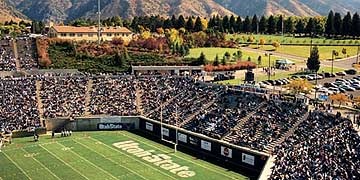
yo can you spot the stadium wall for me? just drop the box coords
[138,117,269,179]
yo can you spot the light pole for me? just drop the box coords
[268,53,272,81]
[332,50,335,75]
[357,45,360,64]
[97,0,101,45]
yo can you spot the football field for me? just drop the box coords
[0,131,249,180]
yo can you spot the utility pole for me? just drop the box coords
[97,0,101,45]
[268,53,272,81]
[357,45,360,64]
[332,50,335,75]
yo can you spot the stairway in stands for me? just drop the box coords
[35,80,45,126]
[135,81,144,115]
[222,101,266,141]
[264,112,310,153]
[11,39,21,71]
[84,79,93,116]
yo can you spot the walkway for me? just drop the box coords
[11,40,21,71]
[84,79,93,116]
[35,80,45,127]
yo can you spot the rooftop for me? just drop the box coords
[52,26,132,33]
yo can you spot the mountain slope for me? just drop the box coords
[6,0,235,22]
[215,0,360,17]
[0,0,27,22]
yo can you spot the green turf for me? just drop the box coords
[0,131,248,180]
[186,47,298,67]
[226,34,360,46]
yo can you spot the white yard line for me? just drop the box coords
[3,152,32,180]
[89,136,178,180]
[119,132,240,180]
[39,144,90,180]
[55,142,118,180]
[20,148,61,180]
[73,139,148,180]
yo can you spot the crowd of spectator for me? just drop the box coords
[0,39,16,71]
[17,37,39,70]
[0,77,40,131]
[90,76,137,116]
[229,100,308,151]
[40,76,87,118]
[183,91,265,139]
[270,112,360,179]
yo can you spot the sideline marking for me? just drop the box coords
[55,142,118,180]
[21,148,61,180]
[39,144,90,180]
[118,132,241,180]
[3,152,32,180]
[89,136,178,180]
[73,139,148,180]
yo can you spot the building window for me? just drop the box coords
[69,33,75,37]
[107,33,112,37]
[115,33,120,36]
[60,33,67,37]
[77,33,83,37]
[88,33,94,37]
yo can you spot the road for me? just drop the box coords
[241,46,360,70]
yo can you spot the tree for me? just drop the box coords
[342,12,352,36]
[221,56,227,65]
[259,38,266,47]
[330,93,349,107]
[286,79,313,94]
[197,52,207,65]
[342,48,347,57]
[259,16,267,33]
[229,15,236,33]
[235,16,243,33]
[224,52,231,61]
[272,41,280,51]
[114,50,126,67]
[177,15,186,29]
[222,15,230,32]
[306,18,316,36]
[276,15,283,34]
[334,12,343,36]
[325,11,335,37]
[213,54,220,66]
[307,46,321,73]
[194,17,204,32]
[251,15,258,33]
[295,19,305,35]
[257,56,262,66]
[186,17,194,32]
[243,16,251,33]
[352,13,360,37]
[267,15,276,34]
[284,17,295,34]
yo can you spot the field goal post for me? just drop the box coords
[160,104,179,153]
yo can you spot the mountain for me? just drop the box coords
[4,0,360,23]
[5,0,235,22]
[215,0,360,17]
[0,0,27,22]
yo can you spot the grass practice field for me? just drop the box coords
[0,131,248,180]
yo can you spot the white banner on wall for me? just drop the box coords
[161,127,169,137]
[200,140,211,151]
[220,146,232,158]
[145,122,153,131]
[178,132,187,143]
[242,153,255,166]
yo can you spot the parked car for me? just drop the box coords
[323,72,336,78]
[336,72,346,76]
[345,69,357,75]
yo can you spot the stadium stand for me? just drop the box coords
[0,39,16,71]
[16,37,39,70]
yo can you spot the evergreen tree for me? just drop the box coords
[307,46,321,73]
[352,13,360,37]
[267,15,276,34]
[171,15,177,28]
[164,18,172,29]
[284,17,295,34]
[276,15,284,34]
[229,15,236,33]
[177,15,186,29]
[186,17,194,32]
[334,12,343,36]
[213,54,220,66]
[306,18,316,36]
[222,15,230,32]
[221,56,226,65]
[295,19,305,35]
[259,16,267,33]
[314,18,325,36]
[243,16,251,33]
[342,12,352,36]
[194,17,203,32]
[235,16,243,33]
[251,15,259,33]
[325,10,335,37]
[197,52,207,65]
